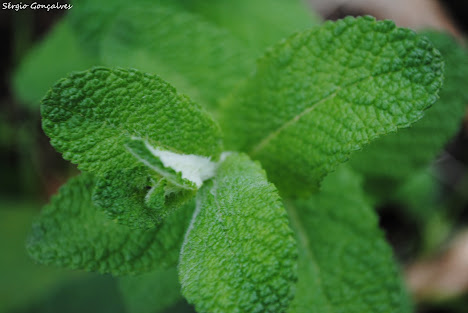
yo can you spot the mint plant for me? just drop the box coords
[350,30,468,199]
[19,1,468,312]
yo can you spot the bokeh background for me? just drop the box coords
[1,0,468,312]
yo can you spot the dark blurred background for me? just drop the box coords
[1,1,468,312]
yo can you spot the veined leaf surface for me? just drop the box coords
[350,31,468,186]
[221,16,443,196]
[41,67,222,175]
[27,174,194,275]
[179,153,297,313]
[287,166,411,313]
[101,5,254,110]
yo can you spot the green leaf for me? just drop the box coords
[125,137,217,190]
[394,168,439,218]
[70,0,319,55]
[119,267,183,313]
[17,0,318,111]
[179,153,298,313]
[27,173,195,275]
[0,202,76,313]
[41,67,220,228]
[92,168,196,229]
[13,20,98,107]
[90,136,216,229]
[221,16,444,196]
[287,166,411,313]
[91,168,168,230]
[179,154,297,313]
[29,275,127,313]
[42,67,222,176]
[350,31,468,186]
[100,5,255,110]
[92,135,217,229]
[70,0,318,110]
[175,0,320,54]
[68,0,133,54]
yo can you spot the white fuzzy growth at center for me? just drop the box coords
[145,142,217,188]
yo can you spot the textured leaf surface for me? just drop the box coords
[287,166,411,313]
[92,168,195,229]
[350,31,468,184]
[92,169,168,229]
[71,0,318,110]
[126,137,217,189]
[179,153,297,313]
[42,67,222,176]
[101,5,254,110]
[13,20,97,107]
[119,267,183,313]
[18,0,318,111]
[27,174,194,275]
[221,16,443,196]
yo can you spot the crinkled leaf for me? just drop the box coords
[91,169,161,230]
[27,173,194,275]
[13,20,98,107]
[350,31,468,186]
[71,0,318,110]
[92,168,196,229]
[221,16,443,196]
[41,67,220,228]
[69,0,254,110]
[125,138,202,190]
[19,0,318,111]
[287,166,411,313]
[119,267,183,313]
[100,5,255,110]
[179,153,298,313]
[42,67,222,175]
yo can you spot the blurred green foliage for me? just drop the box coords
[13,20,97,107]
[0,203,73,313]
[3,0,468,312]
